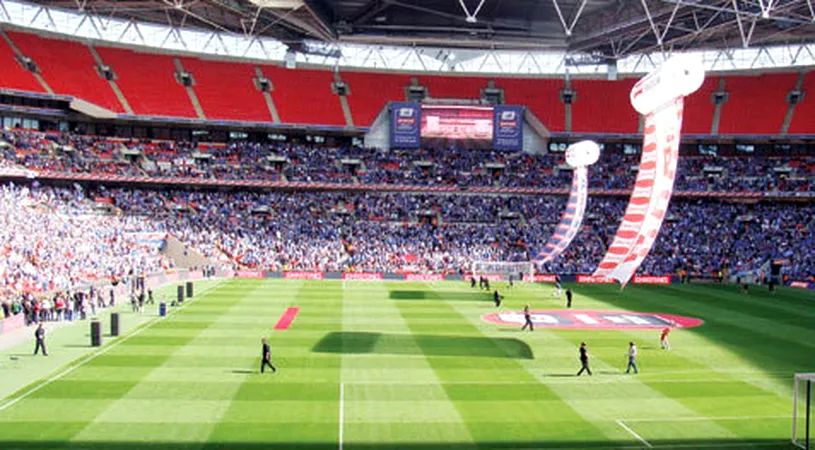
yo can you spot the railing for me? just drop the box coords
[2,167,804,199]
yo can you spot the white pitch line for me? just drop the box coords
[616,419,653,449]
[338,382,345,450]
[624,415,790,423]
[0,279,225,412]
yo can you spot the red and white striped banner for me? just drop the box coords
[535,166,588,263]
[594,98,684,286]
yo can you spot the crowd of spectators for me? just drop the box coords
[0,179,812,317]
[0,182,172,320]
[98,185,815,279]
[2,129,813,193]
[0,128,813,312]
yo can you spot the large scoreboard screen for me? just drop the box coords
[420,105,494,140]
[388,102,523,150]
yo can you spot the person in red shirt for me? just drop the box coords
[660,327,671,350]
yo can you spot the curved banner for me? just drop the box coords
[593,55,703,287]
[535,166,588,263]
[593,99,683,286]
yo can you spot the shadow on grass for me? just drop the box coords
[313,331,534,359]
[0,438,790,450]
[390,290,490,302]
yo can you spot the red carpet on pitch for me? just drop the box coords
[274,307,300,330]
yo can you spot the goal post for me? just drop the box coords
[793,373,814,450]
[471,261,534,282]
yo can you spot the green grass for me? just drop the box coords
[0,279,813,450]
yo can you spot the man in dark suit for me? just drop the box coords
[260,337,277,373]
[34,323,47,356]
[577,342,591,376]
[493,290,503,307]
[566,288,573,308]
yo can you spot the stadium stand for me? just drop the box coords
[6,32,123,112]
[0,180,811,294]
[571,78,639,134]
[500,78,565,132]
[1,129,812,193]
[342,71,412,126]
[718,73,798,135]
[0,31,812,136]
[262,65,346,126]
[787,71,815,135]
[179,58,270,122]
[681,76,718,135]
[0,34,45,93]
[95,47,197,118]
[420,74,489,99]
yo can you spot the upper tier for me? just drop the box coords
[1,32,813,135]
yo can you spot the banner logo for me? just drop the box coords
[342,272,383,281]
[493,105,523,150]
[235,270,264,279]
[482,309,703,329]
[404,273,445,282]
[283,271,325,280]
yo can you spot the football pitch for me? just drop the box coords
[0,279,813,450]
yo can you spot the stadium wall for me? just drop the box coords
[232,271,678,285]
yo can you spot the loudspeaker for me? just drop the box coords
[91,320,102,347]
[186,281,193,298]
[110,312,120,337]
[177,285,185,304]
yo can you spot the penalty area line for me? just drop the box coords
[616,419,653,449]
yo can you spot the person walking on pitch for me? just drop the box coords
[553,274,563,297]
[626,341,639,374]
[260,337,277,373]
[660,327,671,350]
[521,304,534,331]
[565,288,573,308]
[33,323,47,356]
[577,342,592,376]
[493,290,503,308]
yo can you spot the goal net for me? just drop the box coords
[472,261,534,282]
[794,373,814,450]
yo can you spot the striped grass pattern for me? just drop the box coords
[0,279,812,449]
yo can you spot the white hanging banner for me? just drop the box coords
[535,140,599,264]
[594,55,704,287]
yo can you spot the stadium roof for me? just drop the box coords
[2,0,815,73]
[17,0,815,55]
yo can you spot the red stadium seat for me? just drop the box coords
[788,71,815,135]
[499,78,565,132]
[342,71,411,126]
[419,75,489,99]
[262,65,345,126]
[718,73,797,135]
[0,35,45,93]
[571,78,639,134]
[682,76,718,135]
[7,32,123,112]
[181,58,270,122]
[95,47,197,118]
